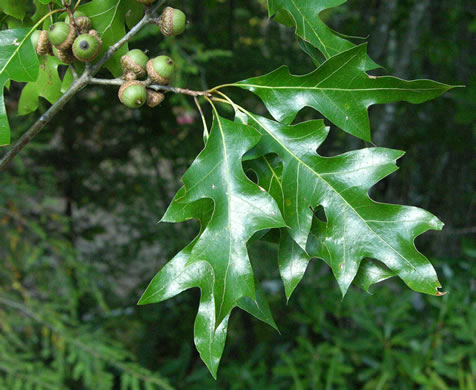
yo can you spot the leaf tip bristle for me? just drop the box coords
[436,288,447,297]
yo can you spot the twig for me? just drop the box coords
[0,1,166,170]
[88,77,212,97]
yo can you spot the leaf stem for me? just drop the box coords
[208,83,238,93]
[194,96,209,140]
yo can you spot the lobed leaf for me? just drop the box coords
[268,0,378,69]
[235,44,454,142]
[18,56,63,116]
[139,114,285,377]
[246,153,399,300]
[241,112,444,297]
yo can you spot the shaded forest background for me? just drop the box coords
[0,0,474,388]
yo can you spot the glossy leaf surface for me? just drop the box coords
[242,112,444,297]
[139,114,285,377]
[236,44,454,141]
[268,0,378,69]
[246,152,400,300]
[0,28,39,146]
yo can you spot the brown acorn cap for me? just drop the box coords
[74,16,92,34]
[146,90,165,108]
[136,0,156,4]
[88,30,102,44]
[56,24,77,50]
[121,55,146,78]
[123,71,137,81]
[36,30,52,56]
[159,7,174,37]
[56,48,75,64]
[146,59,169,85]
[119,80,145,105]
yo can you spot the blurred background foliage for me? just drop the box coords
[0,0,475,388]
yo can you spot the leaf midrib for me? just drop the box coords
[248,112,425,278]
[215,114,233,323]
[0,30,31,79]
[237,83,445,93]
[289,0,332,57]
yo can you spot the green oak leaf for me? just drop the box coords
[353,258,397,293]
[235,44,455,142]
[0,0,27,20]
[18,56,63,116]
[0,28,40,146]
[268,0,378,69]
[79,0,144,76]
[240,111,444,297]
[246,154,398,300]
[139,114,285,377]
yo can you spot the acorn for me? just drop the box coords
[136,0,156,5]
[121,49,149,80]
[146,90,165,108]
[53,47,75,64]
[48,22,77,50]
[65,11,92,34]
[72,32,102,62]
[158,7,186,37]
[31,30,52,56]
[146,56,175,85]
[119,81,147,109]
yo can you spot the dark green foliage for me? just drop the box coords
[0,0,474,387]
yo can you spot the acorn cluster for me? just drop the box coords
[31,2,187,110]
[31,11,102,64]
[118,6,187,109]
[118,50,176,109]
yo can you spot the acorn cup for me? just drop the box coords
[53,47,76,64]
[146,90,165,108]
[119,81,148,109]
[146,56,175,85]
[31,30,53,56]
[158,7,186,37]
[66,11,92,34]
[48,22,77,50]
[121,49,149,80]
[72,31,102,62]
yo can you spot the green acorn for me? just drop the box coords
[53,47,75,64]
[119,81,147,109]
[146,90,165,108]
[159,7,186,37]
[65,11,92,34]
[72,31,102,62]
[146,56,175,85]
[31,30,52,56]
[48,22,77,50]
[121,49,149,80]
